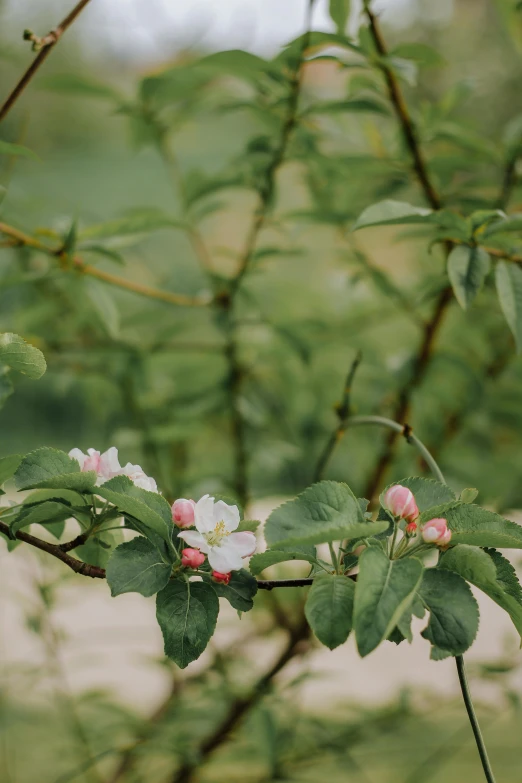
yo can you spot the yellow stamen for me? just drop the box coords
[206,520,230,547]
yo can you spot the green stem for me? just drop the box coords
[348,411,496,783]
[455,655,496,783]
[347,415,445,483]
[328,542,340,573]
[388,521,399,559]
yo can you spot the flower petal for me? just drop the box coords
[207,540,243,572]
[68,448,86,470]
[213,500,240,532]
[100,447,121,478]
[178,530,209,554]
[195,494,216,534]
[227,531,256,557]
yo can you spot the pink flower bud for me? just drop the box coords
[405,521,418,537]
[383,485,419,522]
[421,518,452,546]
[172,498,196,528]
[212,571,231,585]
[181,548,205,568]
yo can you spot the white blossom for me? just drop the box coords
[68,447,158,492]
[178,494,256,573]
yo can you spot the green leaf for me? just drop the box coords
[484,213,522,237]
[385,55,418,85]
[62,219,78,258]
[0,454,22,486]
[460,488,479,504]
[0,139,39,161]
[211,568,258,612]
[249,549,317,576]
[495,261,522,352]
[420,502,522,548]
[447,246,490,310]
[14,448,96,492]
[79,209,185,241]
[328,0,351,35]
[486,548,522,602]
[236,519,260,533]
[353,200,433,231]
[0,333,46,379]
[440,545,522,639]
[354,548,424,657]
[10,501,72,536]
[419,568,479,657]
[198,49,271,81]
[76,528,125,568]
[305,573,355,650]
[97,476,173,551]
[22,488,87,506]
[381,477,456,514]
[388,43,444,67]
[265,481,388,549]
[156,580,219,668]
[106,538,172,597]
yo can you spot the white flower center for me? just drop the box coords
[205,520,230,547]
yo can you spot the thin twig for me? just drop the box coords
[313,351,362,481]
[0,222,208,307]
[0,0,93,124]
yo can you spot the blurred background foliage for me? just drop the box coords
[2,0,522,780]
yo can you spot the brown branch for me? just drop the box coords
[0,221,209,307]
[0,0,93,124]
[365,4,441,210]
[0,518,105,577]
[0,517,319,590]
[59,532,89,552]
[359,5,454,499]
[363,285,453,500]
[313,351,362,481]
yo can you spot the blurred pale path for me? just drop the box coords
[1,0,455,61]
[1,498,520,717]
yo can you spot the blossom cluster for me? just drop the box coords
[69,447,158,492]
[383,484,452,546]
[172,495,256,578]
[69,446,257,579]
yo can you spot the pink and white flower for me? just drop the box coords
[181,548,206,568]
[172,498,196,528]
[383,485,419,523]
[69,447,120,486]
[68,447,158,492]
[421,517,452,546]
[116,462,158,493]
[178,495,256,573]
